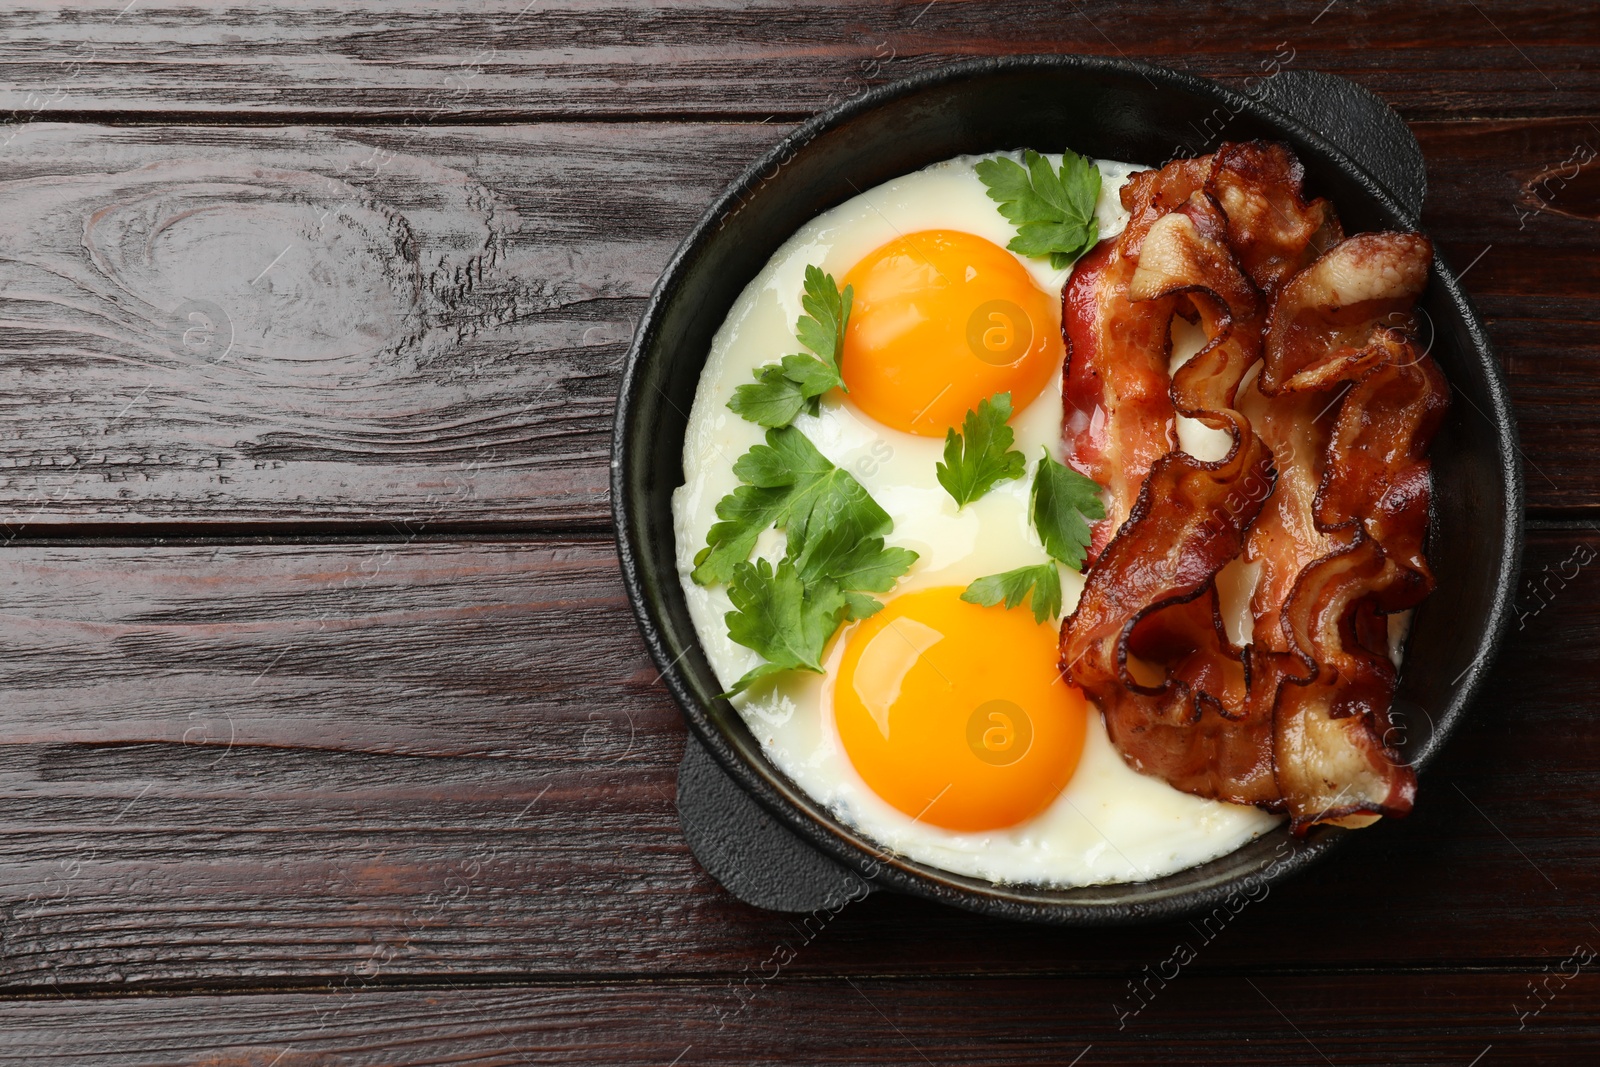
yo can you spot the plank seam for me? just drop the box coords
[0,962,1586,1000]
[4,109,1594,128]
[0,522,618,546]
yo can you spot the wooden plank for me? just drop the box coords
[0,531,1593,991]
[0,972,1594,1065]
[0,117,1596,526]
[1420,118,1600,514]
[0,1,1594,121]
[0,122,762,529]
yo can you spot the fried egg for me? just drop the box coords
[672,153,1281,886]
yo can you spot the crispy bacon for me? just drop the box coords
[1061,174,1279,807]
[1207,141,1343,293]
[1062,155,1218,560]
[1250,232,1445,829]
[1058,142,1448,834]
[1261,232,1433,395]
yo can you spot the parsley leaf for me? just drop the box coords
[795,263,851,369]
[960,563,1063,625]
[692,425,890,587]
[728,265,853,428]
[722,557,848,695]
[936,392,1027,508]
[727,364,807,428]
[1031,449,1107,572]
[793,522,918,621]
[697,419,919,693]
[975,149,1102,270]
[959,452,1105,623]
[721,539,914,696]
[842,590,888,622]
[713,468,917,694]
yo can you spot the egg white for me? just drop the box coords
[672,152,1281,887]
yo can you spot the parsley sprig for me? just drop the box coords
[960,450,1107,623]
[723,558,845,692]
[975,149,1102,270]
[1030,448,1107,572]
[695,425,917,694]
[693,425,885,586]
[960,563,1062,625]
[728,265,853,428]
[935,392,1027,508]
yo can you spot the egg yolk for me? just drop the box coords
[832,586,1087,832]
[840,230,1063,436]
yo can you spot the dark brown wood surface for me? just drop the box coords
[0,530,1595,992]
[2,975,1597,1065]
[0,119,1594,525]
[0,1,1596,1063]
[0,1,1596,121]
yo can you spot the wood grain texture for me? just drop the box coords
[0,0,1595,121]
[1423,117,1600,514]
[0,5,1595,1055]
[0,122,759,528]
[0,117,1596,526]
[0,973,1594,1066]
[0,531,1593,992]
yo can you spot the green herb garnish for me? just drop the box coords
[961,450,1106,622]
[697,425,917,694]
[959,563,1063,625]
[975,149,1102,269]
[728,265,852,428]
[722,557,848,694]
[789,521,918,618]
[693,425,889,587]
[720,526,919,697]
[1030,448,1106,572]
[935,392,1027,508]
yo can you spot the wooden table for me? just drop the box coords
[0,2,1595,1062]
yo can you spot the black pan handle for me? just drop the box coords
[676,68,1425,914]
[678,732,872,911]
[1252,69,1426,222]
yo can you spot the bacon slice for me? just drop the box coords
[1261,232,1434,395]
[1248,232,1442,831]
[1271,537,1411,826]
[1207,142,1343,293]
[1061,155,1220,560]
[1061,179,1279,807]
[1061,244,1173,561]
[1058,143,1448,834]
[1319,351,1448,610]
[1103,587,1278,807]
